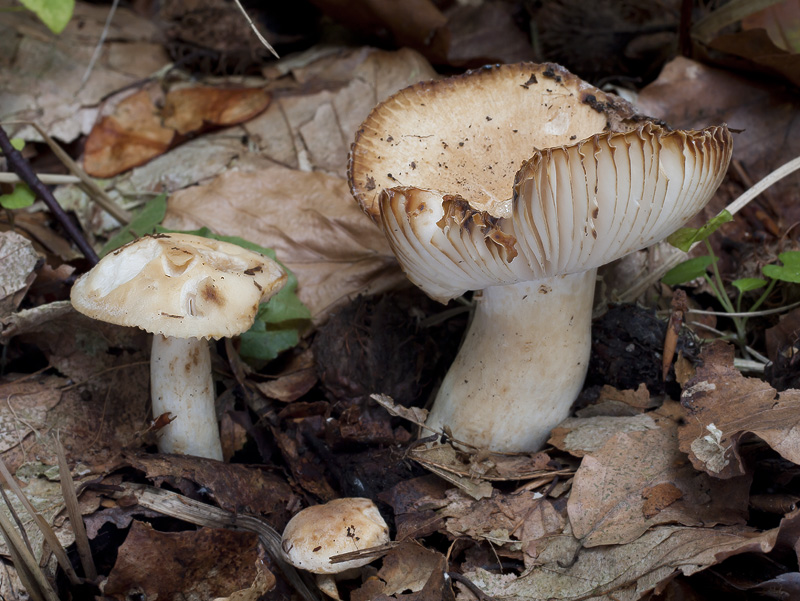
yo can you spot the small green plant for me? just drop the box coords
[663,210,800,357]
[0,138,36,211]
[102,194,311,363]
[15,0,75,34]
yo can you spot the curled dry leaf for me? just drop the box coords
[567,423,749,548]
[83,89,175,178]
[161,87,271,135]
[351,542,445,601]
[163,168,405,321]
[463,513,798,601]
[679,340,800,478]
[439,487,566,568]
[104,521,260,600]
[120,450,296,526]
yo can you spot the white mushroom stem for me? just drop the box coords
[150,334,223,460]
[423,270,596,452]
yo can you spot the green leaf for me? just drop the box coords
[10,138,25,152]
[763,251,800,283]
[0,183,35,210]
[662,256,715,286]
[238,321,301,361]
[666,211,733,252]
[19,0,75,34]
[731,278,767,293]
[100,194,167,256]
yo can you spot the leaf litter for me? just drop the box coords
[1,2,800,600]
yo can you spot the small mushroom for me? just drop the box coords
[70,233,287,459]
[349,62,733,452]
[281,497,390,573]
[281,497,391,599]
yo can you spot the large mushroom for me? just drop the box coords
[348,62,732,452]
[70,233,287,459]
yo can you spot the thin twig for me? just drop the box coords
[0,125,98,264]
[448,572,497,601]
[80,0,119,88]
[0,456,81,585]
[54,435,97,580]
[2,121,132,225]
[0,174,81,185]
[232,0,280,59]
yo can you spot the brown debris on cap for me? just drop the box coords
[349,62,642,222]
[281,497,390,574]
[70,233,287,339]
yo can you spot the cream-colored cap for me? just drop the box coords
[348,62,733,302]
[70,233,287,339]
[281,497,390,574]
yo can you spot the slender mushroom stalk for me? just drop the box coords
[71,233,287,459]
[349,63,733,452]
[150,335,219,458]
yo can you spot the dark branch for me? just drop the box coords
[0,125,99,264]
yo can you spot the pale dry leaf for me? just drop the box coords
[548,414,660,457]
[163,168,406,321]
[462,517,793,601]
[440,487,566,565]
[0,466,75,569]
[0,232,40,318]
[567,424,749,547]
[245,47,438,177]
[679,340,800,478]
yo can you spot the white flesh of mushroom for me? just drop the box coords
[151,335,222,459]
[424,272,595,451]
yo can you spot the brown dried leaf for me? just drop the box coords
[352,543,444,601]
[567,423,749,547]
[378,475,450,541]
[678,340,800,478]
[309,0,449,64]
[441,488,566,567]
[255,348,317,403]
[212,558,276,601]
[163,168,405,321]
[162,87,271,135]
[121,451,295,526]
[707,28,800,88]
[104,521,259,600]
[83,89,175,178]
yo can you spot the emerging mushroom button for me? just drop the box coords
[281,497,390,574]
[348,62,733,452]
[70,233,287,459]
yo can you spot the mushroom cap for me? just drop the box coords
[349,62,641,222]
[70,233,287,339]
[281,497,390,574]
[348,62,733,302]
